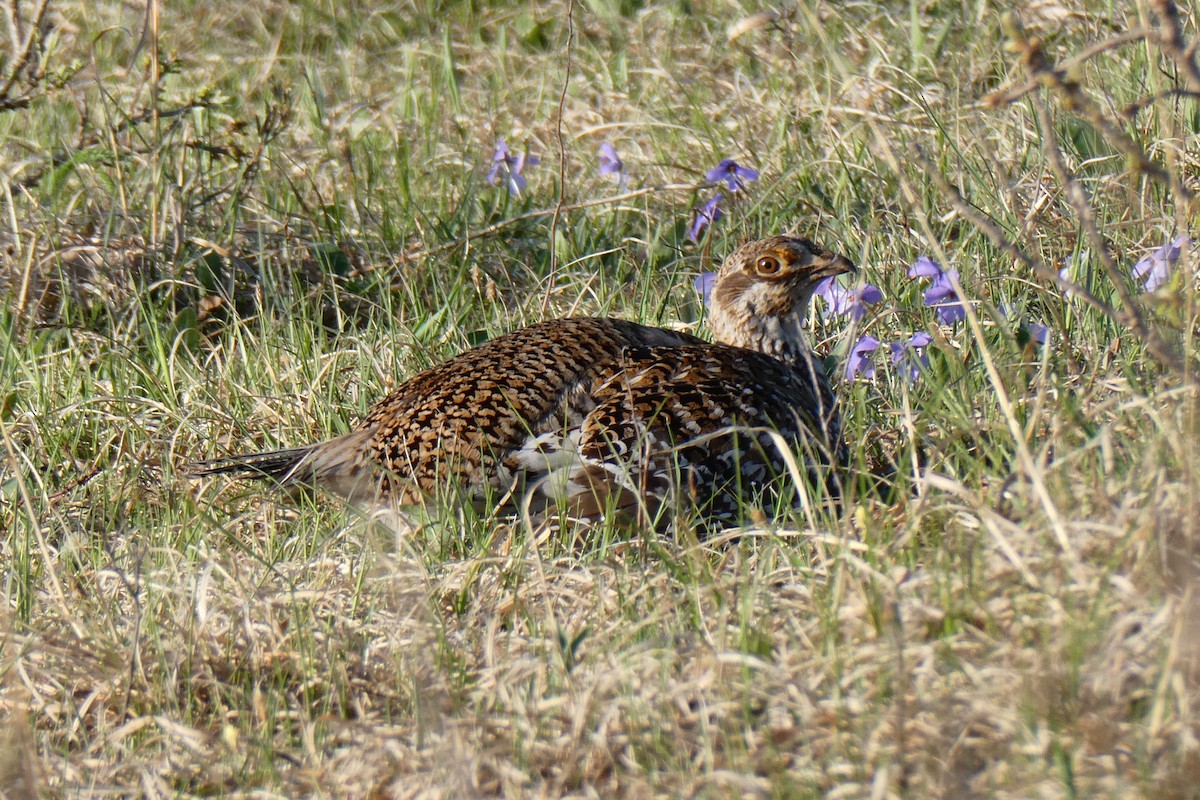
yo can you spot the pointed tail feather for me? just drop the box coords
[184,445,320,485]
[186,430,381,501]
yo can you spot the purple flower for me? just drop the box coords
[487,139,539,196]
[1025,320,1049,344]
[705,159,759,191]
[932,292,966,325]
[814,278,884,322]
[908,256,966,325]
[688,194,723,242]
[845,335,881,381]
[598,142,623,176]
[999,304,1050,345]
[907,256,942,279]
[889,332,933,384]
[694,271,717,306]
[1132,234,1190,292]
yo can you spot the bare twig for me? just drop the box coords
[1000,13,1198,216]
[984,27,1151,107]
[992,12,1194,374]
[1149,0,1200,94]
[1028,93,1185,374]
[543,0,576,317]
[1122,89,1200,118]
[0,0,51,103]
[6,0,23,54]
[148,0,161,254]
[909,148,1119,321]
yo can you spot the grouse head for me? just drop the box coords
[706,235,855,364]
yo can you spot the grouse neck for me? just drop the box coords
[708,307,816,370]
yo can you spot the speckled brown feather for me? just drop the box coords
[187,236,854,527]
[189,318,702,502]
[562,342,844,522]
[351,318,703,502]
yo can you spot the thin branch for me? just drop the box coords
[0,93,32,111]
[985,27,1151,107]
[0,0,51,102]
[115,100,213,133]
[1150,0,1200,94]
[1029,94,1185,374]
[1000,13,1198,216]
[1122,88,1200,117]
[6,0,22,55]
[543,0,575,317]
[909,148,1119,321]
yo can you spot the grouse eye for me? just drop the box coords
[756,255,783,276]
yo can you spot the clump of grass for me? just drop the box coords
[2,0,1199,796]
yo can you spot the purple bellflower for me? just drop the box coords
[689,194,723,242]
[907,256,942,279]
[1025,320,1050,345]
[999,304,1050,345]
[815,278,884,322]
[1133,235,1191,292]
[694,271,717,306]
[705,159,760,191]
[908,256,966,325]
[889,332,933,384]
[845,335,881,381]
[598,142,623,176]
[598,142,628,191]
[487,139,539,196]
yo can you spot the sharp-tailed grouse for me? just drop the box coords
[187,235,854,526]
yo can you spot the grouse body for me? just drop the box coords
[188,236,854,526]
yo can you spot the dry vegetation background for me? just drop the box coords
[1,0,1199,797]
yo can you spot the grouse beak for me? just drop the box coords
[811,253,857,282]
